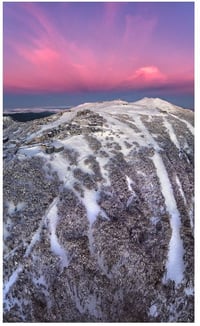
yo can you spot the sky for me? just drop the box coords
[3,1,194,110]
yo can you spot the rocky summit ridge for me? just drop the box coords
[3,98,194,322]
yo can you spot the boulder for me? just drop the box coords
[3,136,9,143]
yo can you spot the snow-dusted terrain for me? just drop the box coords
[3,98,194,322]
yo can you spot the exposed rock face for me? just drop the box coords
[3,98,194,322]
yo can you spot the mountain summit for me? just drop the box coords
[3,98,194,322]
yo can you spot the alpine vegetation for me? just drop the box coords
[3,98,194,322]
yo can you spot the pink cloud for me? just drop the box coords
[19,46,60,66]
[121,66,167,90]
[3,3,193,95]
[133,66,167,82]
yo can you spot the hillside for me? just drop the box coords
[3,98,194,322]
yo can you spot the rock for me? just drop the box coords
[3,136,9,143]
[45,141,64,154]
[52,141,64,153]
[45,145,54,154]
[3,98,194,322]
[47,131,54,137]
[3,116,14,129]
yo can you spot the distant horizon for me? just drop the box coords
[3,91,194,113]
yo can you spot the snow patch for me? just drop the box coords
[82,190,101,225]
[126,175,134,192]
[24,228,41,257]
[18,145,43,157]
[184,287,194,296]
[62,135,96,174]
[31,274,52,309]
[47,152,70,181]
[3,216,13,241]
[151,152,184,285]
[81,189,108,225]
[7,201,26,215]
[95,154,110,186]
[148,303,158,317]
[76,188,108,254]
[98,114,143,155]
[137,170,146,177]
[46,198,69,269]
[175,175,187,205]
[163,118,180,149]
[134,115,161,151]
[134,97,182,113]
[3,264,23,300]
[96,253,110,278]
[150,216,160,225]
[170,113,194,135]
[25,110,76,142]
[189,199,194,232]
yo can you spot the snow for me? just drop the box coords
[169,113,194,135]
[18,145,43,157]
[150,216,160,225]
[24,228,41,257]
[96,253,110,278]
[32,275,47,288]
[126,175,139,209]
[4,97,193,311]
[126,175,134,192]
[134,97,182,112]
[46,152,70,181]
[82,190,101,225]
[137,170,146,177]
[3,264,23,299]
[95,154,110,186]
[6,201,26,216]
[81,189,108,225]
[148,303,158,317]
[189,198,194,232]
[46,198,69,269]
[129,111,185,285]
[26,110,76,142]
[133,115,161,151]
[7,201,16,215]
[75,188,109,254]
[97,114,143,156]
[90,98,160,116]
[175,175,187,205]
[151,152,184,285]
[4,295,29,320]
[31,275,52,309]
[163,118,180,149]
[3,220,12,241]
[67,283,101,318]
[62,135,96,174]
[184,287,194,296]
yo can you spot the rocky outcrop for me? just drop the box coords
[3,98,194,322]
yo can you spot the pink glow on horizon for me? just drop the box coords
[127,66,167,84]
[3,2,194,94]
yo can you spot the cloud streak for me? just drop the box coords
[3,2,194,95]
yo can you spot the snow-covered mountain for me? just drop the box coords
[3,98,194,322]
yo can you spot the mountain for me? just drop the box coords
[3,98,194,322]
